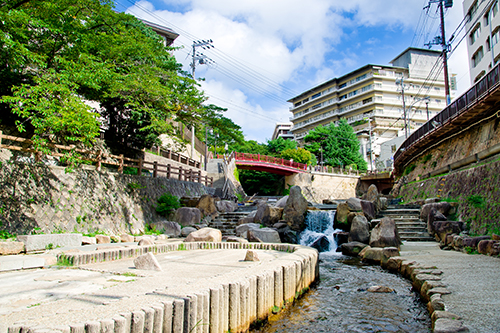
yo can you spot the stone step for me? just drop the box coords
[401,235,435,241]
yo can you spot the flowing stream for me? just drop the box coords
[253,211,431,333]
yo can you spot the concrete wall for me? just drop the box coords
[0,160,212,235]
[6,242,319,333]
[285,172,359,203]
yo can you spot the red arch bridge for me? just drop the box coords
[226,152,308,175]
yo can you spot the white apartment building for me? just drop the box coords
[288,48,450,170]
[271,122,294,140]
[463,0,500,83]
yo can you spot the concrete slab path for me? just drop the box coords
[400,242,500,333]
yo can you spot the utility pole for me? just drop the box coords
[426,100,430,120]
[426,0,453,105]
[396,77,408,138]
[190,40,215,161]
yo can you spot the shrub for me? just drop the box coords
[403,164,416,175]
[156,193,180,217]
[467,194,486,209]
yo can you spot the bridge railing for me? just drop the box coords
[232,152,308,171]
[394,62,500,164]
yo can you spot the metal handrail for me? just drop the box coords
[394,63,500,164]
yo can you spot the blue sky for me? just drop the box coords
[114,0,469,143]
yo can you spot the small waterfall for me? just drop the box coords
[299,210,343,253]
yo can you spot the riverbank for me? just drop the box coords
[395,242,500,333]
[0,240,318,333]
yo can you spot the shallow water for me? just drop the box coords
[254,252,431,333]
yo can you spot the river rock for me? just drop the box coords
[150,221,181,238]
[340,242,368,256]
[138,238,154,246]
[334,202,351,231]
[134,252,162,271]
[348,215,370,243]
[181,227,197,237]
[282,186,308,231]
[216,200,238,213]
[196,194,218,218]
[244,250,260,261]
[381,247,400,267]
[235,223,261,237]
[492,233,500,241]
[120,234,135,243]
[82,236,96,245]
[369,217,401,249]
[247,228,281,243]
[360,246,383,263]
[95,235,111,244]
[364,184,382,211]
[0,241,24,255]
[310,235,330,252]
[180,196,199,207]
[184,227,222,242]
[346,197,362,211]
[174,207,201,226]
[360,200,376,221]
[433,318,469,333]
[255,203,283,227]
[274,223,298,244]
[223,236,248,244]
[274,196,289,208]
[433,221,463,243]
[462,236,491,249]
[477,240,498,255]
[367,286,394,293]
[427,208,447,235]
[421,202,451,222]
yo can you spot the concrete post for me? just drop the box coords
[119,312,132,333]
[221,284,229,333]
[228,283,240,332]
[112,316,127,333]
[274,268,284,309]
[186,295,197,333]
[131,311,145,333]
[162,301,173,333]
[70,324,85,333]
[152,305,164,333]
[172,299,184,333]
[85,322,100,333]
[209,288,219,333]
[202,292,209,333]
[100,320,114,333]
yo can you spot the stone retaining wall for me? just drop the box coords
[8,243,318,333]
[285,172,359,203]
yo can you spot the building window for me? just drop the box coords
[470,24,481,45]
[311,92,321,100]
[339,94,347,101]
[312,103,322,110]
[472,47,484,68]
[467,0,479,22]
[494,1,499,17]
[362,97,373,105]
[294,101,302,107]
[339,83,347,89]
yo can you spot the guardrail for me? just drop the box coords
[229,152,308,171]
[149,145,201,169]
[394,63,500,164]
[0,132,213,186]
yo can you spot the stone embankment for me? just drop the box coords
[1,241,318,333]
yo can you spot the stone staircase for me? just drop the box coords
[376,205,435,242]
[209,211,253,236]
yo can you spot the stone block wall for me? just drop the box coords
[285,172,359,203]
[0,161,211,235]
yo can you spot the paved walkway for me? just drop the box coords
[400,242,500,333]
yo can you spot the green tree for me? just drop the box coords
[266,137,297,156]
[304,119,367,171]
[0,0,209,151]
[280,147,316,165]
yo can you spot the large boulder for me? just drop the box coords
[433,221,464,243]
[196,194,218,218]
[348,215,370,243]
[274,196,289,208]
[340,241,369,256]
[334,202,351,231]
[247,228,281,243]
[477,240,498,255]
[235,223,261,237]
[427,208,447,235]
[346,197,362,211]
[369,217,402,249]
[174,207,201,227]
[364,184,382,211]
[309,235,330,252]
[184,227,222,242]
[462,236,491,249]
[181,227,197,237]
[274,223,298,244]
[254,203,283,227]
[180,196,199,207]
[134,252,162,271]
[282,186,308,231]
[421,202,451,222]
[216,200,238,213]
[360,246,383,263]
[149,221,181,238]
[360,200,376,221]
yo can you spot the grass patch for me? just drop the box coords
[57,254,73,266]
[467,194,486,209]
[464,246,479,255]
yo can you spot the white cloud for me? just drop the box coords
[125,0,470,142]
